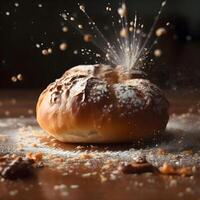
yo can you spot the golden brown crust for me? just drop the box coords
[36,64,169,143]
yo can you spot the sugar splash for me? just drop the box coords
[60,1,167,74]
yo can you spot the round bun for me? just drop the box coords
[36,64,169,143]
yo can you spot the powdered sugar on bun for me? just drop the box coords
[36,64,169,143]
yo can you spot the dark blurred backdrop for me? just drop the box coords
[0,0,200,89]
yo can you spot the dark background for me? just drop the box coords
[0,0,200,89]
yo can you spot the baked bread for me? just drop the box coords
[36,64,169,143]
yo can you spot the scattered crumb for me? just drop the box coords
[178,192,184,197]
[70,185,79,189]
[36,44,40,48]
[110,174,117,180]
[154,49,162,57]
[17,144,24,151]
[50,138,57,142]
[14,3,19,7]
[42,49,48,56]
[159,163,194,176]
[84,34,93,42]
[81,173,92,178]
[0,134,8,142]
[52,143,57,147]
[100,174,107,183]
[129,27,134,32]
[120,28,128,38]
[26,152,43,162]
[169,179,178,187]
[78,24,83,29]
[31,143,37,147]
[11,76,17,82]
[28,109,34,115]
[76,145,84,150]
[0,178,5,182]
[54,184,68,196]
[59,43,68,51]
[17,74,23,81]
[155,27,167,37]
[79,153,93,159]
[9,190,18,196]
[157,148,168,155]
[79,5,85,12]
[62,26,68,32]
[47,48,53,54]
[4,110,10,116]
[118,3,127,17]
[54,184,67,190]
[102,164,111,170]
[122,157,156,174]
[0,156,34,180]
[185,187,193,193]
[182,150,193,155]
[84,161,92,167]
[11,98,17,105]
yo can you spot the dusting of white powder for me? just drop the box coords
[88,81,109,103]
[113,84,144,109]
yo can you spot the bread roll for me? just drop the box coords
[36,64,169,143]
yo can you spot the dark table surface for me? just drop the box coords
[0,89,200,200]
